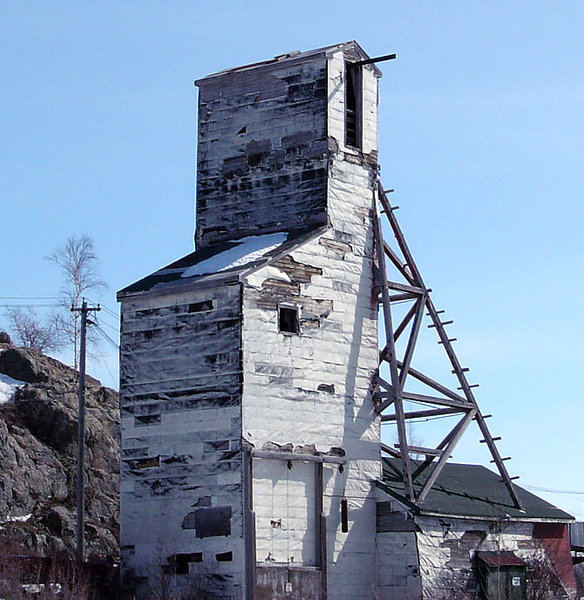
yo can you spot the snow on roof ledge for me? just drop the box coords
[181,233,288,278]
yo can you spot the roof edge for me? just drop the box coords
[195,41,381,86]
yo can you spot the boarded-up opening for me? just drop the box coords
[182,507,232,538]
[253,459,316,565]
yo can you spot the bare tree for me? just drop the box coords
[4,307,63,352]
[46,235,106,368]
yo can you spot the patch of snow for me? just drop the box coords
[0,373,26,405]
[181,233,287,278]
[246,265,292,289]
[6,513,32,522]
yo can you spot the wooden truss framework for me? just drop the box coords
[373,183,522,509]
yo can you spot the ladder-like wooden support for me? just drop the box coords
[373,182,522,509]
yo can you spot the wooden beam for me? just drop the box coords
[401,390,471,410]
[395,445,442,457]
[383,241,416,285]
[381,407,463,421]
[416,410,477,505]
[381,442,401,458]
[374,191,414,501]
[387,280,426,295]
[400,363,468,403]
[399,298,426,392]
[252,450,346,465]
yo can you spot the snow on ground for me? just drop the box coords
[182,232,287,278]
[0,372,26,404]
[4,514,32,523]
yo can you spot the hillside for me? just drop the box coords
[0,337,119,561]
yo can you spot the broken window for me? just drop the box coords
[345,62,362,149]
[188,300,214,313]
[215,551,233,562]
[278,306,299,334]
[165,552,203,575]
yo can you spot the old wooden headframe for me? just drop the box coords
[372,181,523,509]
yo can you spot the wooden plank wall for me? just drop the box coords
[195,59,329,249]
[119,285,245,598]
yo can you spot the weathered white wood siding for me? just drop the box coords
[375,503,573,600]
[119,285,245,598]
[415,516,573,600]
[241,50,381,600]
[195,57,329,249]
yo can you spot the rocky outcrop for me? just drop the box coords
[0,340,119,561]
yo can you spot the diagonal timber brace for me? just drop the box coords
[373,182,523,509]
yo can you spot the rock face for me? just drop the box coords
[0,341,119,560]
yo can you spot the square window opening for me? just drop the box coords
[279,306,299,334]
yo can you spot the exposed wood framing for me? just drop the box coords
[373,183,523,509]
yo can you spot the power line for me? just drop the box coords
[94,324,119,350]
[0,304,60,308]
[87,298,118,319]
[95,315,119,331]
[524,485,584,496]
[94,350,117,388]
[0,296,60,300]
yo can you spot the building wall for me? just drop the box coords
[239,46,382,600]
[375,502,422,600]
[414,516,575,600]
[374,510,575,600]
[119,285,245,599]
[241,229,379,599]
[195,56,330,249]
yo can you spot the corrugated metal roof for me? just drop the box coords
[378,458,574,522]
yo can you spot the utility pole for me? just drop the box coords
[71,298,100,563]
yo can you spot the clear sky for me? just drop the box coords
[1,2,583,518]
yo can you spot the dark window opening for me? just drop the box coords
[279,306,299,334]
[130,455,160,469]
[188,300,214,313]
[345,63,362,149]
[169,552,203,575]
[215,551,233,562]
[341,498,349,533]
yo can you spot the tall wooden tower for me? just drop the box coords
[118,42,383,600]
[118,41,527,600]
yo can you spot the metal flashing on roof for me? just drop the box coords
[477,551,527,568]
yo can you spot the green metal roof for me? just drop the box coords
[378,458,573,522]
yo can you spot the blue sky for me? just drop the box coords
[1,2,583,517]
